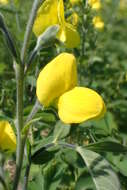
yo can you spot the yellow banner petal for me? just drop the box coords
[0,121,16,152]
[36,53,78,107]
[58,87,106,124]
[33,0,59,36]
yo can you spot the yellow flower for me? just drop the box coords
[0,120,16,152]
[36,53,77,107]
[88,0,101,10]
[0,0,8,5]
[67,12,79,26]
[58,87,106,124]
[92,16,104,30]
[33,0,80,48]
[119,0,127,10]
[36,53,106,124]
[69,0,81,5]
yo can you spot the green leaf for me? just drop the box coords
[53,121,71,141]
[92,112,118,136]
[86,141,127,153]
[0,13,17,59]
[75,172,96,190]
[26,25,59,70]
[106,153,127,177]
[76,147,121,190]
[61,149,84,168]
[31,136,58,165]
[35,25,60,50]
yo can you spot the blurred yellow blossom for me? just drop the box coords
[67,12,79,26]
[0,0,8,5]
[69,0,81,5]
[36,53,106,124]
[0,120,16,152]
[33,0,80,48]
[92,16,104,29]
[119,0,127,10]
[88,0,101,10]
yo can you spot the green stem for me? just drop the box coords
[13,63,24,190]
[21,0,43,65]
[0,174,9,190]
[23,146,31,190]
[23,161,31,190]
[13,1,43,189]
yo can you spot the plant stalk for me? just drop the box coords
[13,63,24,190]
[21,0,43,65]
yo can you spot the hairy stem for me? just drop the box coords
[21,0,43,64]
[13,63,24,190]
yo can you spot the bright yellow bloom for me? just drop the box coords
[88,0,101,10]
[36,53,77,107]
[0,121,16,152]
[0,0,8,5]
[33,0,80,48]
[92,16,104,30]
[58,87,106,124]
[36,53,106,124]
[69,0,81,5]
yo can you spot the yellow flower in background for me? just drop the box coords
[0,120,16,152]
[36,53,77,107]
[69,0,81,5]
[88,0,101,10]
[33,0,80,48]
[67,12,79,26]
[58,87,106,124]
[92,16,104,30]
[36,53,106,124]
[0,0,8,5]
[119,0,127,10]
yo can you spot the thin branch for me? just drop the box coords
[21,0,43,64]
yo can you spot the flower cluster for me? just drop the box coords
[33,0,80,48]
[36,53,106,124]
[88,0,104,30]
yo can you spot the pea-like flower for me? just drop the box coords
[0,120,16,152]
[92,16,104,30]
[58,87,106,124]
[36,53,77,107]
[36,53,106,124]
[33,0,80,48]
[88,0,101,10]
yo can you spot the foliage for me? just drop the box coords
[0,0,127,189]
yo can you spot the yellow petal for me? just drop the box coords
[58,87,106,124]
[33,0,59,36]
[63,22,80,48]
[88,0,101,10]
[33,0,80,48]
[92,16,104,30]
[0,0,8,5]
[58,0,65,24]
[36,53,77,107]
[67,12,79,26]
[0,121,16,152]
[70,0,81,5]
